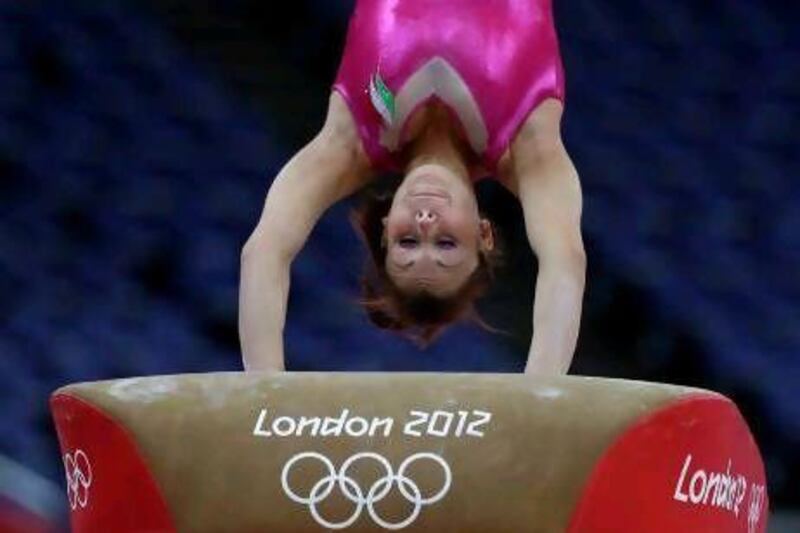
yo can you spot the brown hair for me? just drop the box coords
[350,175,502,346]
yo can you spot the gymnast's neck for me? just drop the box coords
[403,104,473,184]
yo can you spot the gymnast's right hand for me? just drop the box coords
[238,92,374,371]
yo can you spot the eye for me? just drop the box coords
[436,238,457,250]
[398,237,418,249]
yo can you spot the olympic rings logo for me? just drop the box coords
[63,449,93,510]
[281,451,452,530]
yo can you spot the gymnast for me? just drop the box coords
[239,0,585,375]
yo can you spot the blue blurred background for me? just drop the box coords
[0,0,797,530]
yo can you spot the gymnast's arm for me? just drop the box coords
[504,98,586,375]
[239,92,374,371]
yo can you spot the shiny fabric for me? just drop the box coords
[333,0,565,177]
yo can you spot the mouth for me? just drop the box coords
[408,186,450,200]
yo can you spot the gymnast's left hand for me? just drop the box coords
[238,92,374,371]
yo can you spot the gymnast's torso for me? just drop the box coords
[333,0,565,177]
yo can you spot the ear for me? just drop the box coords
[478,219,495,252]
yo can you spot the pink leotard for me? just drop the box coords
[333,0,565,177]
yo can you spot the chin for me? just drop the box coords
[409,165,455,186]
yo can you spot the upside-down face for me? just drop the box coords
[383,163,494,297]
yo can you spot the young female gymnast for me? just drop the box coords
[240,0,586,374]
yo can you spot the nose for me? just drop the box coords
[415,209,437,232]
